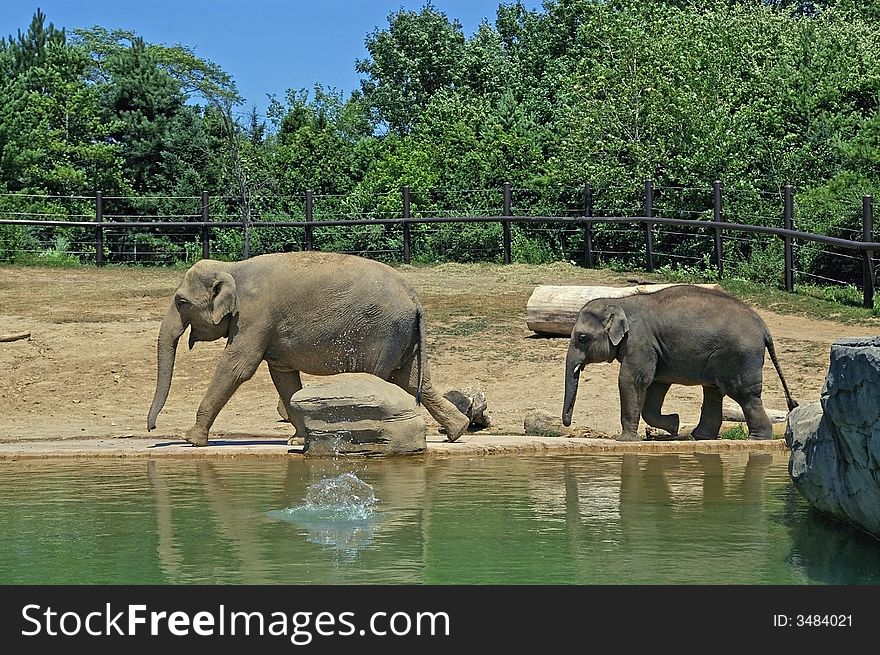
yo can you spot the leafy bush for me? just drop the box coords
[0,225,38,263]
[720,425,749,440]
[512,232,556,264]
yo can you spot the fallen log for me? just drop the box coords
[0,331,30,343]
[526,283,722,336]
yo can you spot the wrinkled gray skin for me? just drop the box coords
[147,252,470,446]
[562,286,798,441]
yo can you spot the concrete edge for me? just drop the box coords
[0,434,789,460]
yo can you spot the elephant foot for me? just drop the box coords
[617,431,642,442]
[748,432,773,441]
[642,413,679,437]
[691,430,718,441]
[287,436,304,446]
[184,426,209,447]
[443,414,471,443]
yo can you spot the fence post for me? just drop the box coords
[502,182,512,264]
[95,191,104,266]
[402,186,412,264]
[644,180,655,273]
[863,195,875,309]
[241,198,250,261]
[304,190,314,251]
[582,182,594,268]
[783,185,794,292]
[712,180,724,278]
[200,191,210,259]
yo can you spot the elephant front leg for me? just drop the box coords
[186,352,261,446]
[269,366,306,445]
[618,371,649,442]
[641,382,679,436]
[692,386,724,440]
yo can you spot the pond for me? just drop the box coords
[0,452,877,584]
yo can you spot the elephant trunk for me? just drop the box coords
[562,351,584,427]
[147,304,187,431]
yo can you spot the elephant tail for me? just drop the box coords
[414,305,426,406]
[765,332,798,412]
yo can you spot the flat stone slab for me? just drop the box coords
[0,434,788,460]
[289,373,427,456]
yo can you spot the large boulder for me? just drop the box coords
[290,374,426,456]
[443,387,492,430]
[785,336,880,538]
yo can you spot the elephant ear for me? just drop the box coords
[604,305,629,346]
[210,271,238,325]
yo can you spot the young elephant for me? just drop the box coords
[561,285,798,441]
[147,252,470,446]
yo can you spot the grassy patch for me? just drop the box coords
[636,266,880,327]
[524,428,563,437]
[720,424,749,440]
[4,257,878,328]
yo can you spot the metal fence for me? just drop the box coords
[1,181,876,308]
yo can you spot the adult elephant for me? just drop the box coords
[147,252,470,446]
[561,285,798,441]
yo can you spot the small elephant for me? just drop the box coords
[147,252,470,446]
[561,285,798,441]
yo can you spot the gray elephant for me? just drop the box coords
[561,285,798,441]
[147,252,470,446]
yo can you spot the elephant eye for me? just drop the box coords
[577,333,587,342]
[176,297,189,308]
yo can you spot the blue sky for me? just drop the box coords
[1,1,544,118]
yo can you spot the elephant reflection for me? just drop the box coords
[146,458,440,583]
[558,452,781,584]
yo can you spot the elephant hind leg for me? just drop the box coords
[692,386,723,440]
[268,367,305,443]
[421,382,471,442]
[389,364,470,443]
[641,382,679,436]
[730,394,773,440]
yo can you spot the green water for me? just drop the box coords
[0,452,877,584]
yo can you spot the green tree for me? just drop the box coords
[357,4,467,134]
[0,10,127,262]
[73,26,241,110]
[0,9,122,195]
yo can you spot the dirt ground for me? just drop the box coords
[0,261,875,444]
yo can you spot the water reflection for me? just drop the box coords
[267,473,380,560]
[549,452,782,583]
[146,457,434,583]
[781,485,880,584]
[2,453,879,584]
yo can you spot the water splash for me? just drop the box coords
[267,472,380,558]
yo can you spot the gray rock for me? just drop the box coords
[523,409,572,437]
[444,387,492,430]
[786,336,880,538]
[290,373,426,456]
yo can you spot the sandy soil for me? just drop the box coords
[0,261,874,444]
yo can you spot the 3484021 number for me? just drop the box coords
[796,615,852,627]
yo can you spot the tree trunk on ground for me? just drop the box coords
[525,283,723,336]
[0,332,30,342]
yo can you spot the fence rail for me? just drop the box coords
[0,181,876,308]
